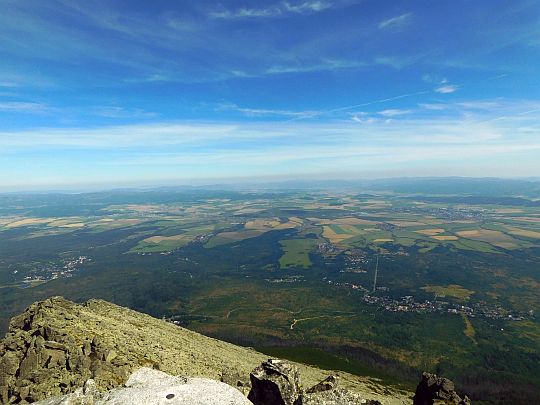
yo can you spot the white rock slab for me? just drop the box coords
[36,367,252,405]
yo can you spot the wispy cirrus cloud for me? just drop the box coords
[219,90,429,122]
[351,109,414,122]
[0,101,47,113]
[1,98,539,188]
[378,13,412,30]
[424,77,460,94]
[435,84,459,94]
[218,103,320,119]
[0,82,19,88]
[210,1,336,19]
[0,118,526,150]
[418,103,447,111]
[284,1,334,13]
[377,109,413,117]
[373,55,424,69]
[265,59,366,74]
[89,106,159,119]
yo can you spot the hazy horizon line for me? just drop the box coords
[1,175,540,195]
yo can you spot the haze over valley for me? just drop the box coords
[1,1,539,404]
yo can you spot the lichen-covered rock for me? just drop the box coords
[220,368,250,396]
[300,388,372,404]
[247,361,384,405]
[300,375,383,405]
[413,372,471,405]
[0,298,130,403]
[248,359,301,405]
[305,375,339,394]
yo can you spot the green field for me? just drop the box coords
[1,186,540,404]
[279,238,320,269]
[422,284,475,300]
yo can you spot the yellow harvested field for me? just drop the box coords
[364,199,389,204]
[304,203,347,210]
[59,222,85,228]
[432,235,459,241]
[313,218,332,225]
[457,230,488,237]
[390,221,425,227]
[116,219,140,224]
[415,228,445,236]
[245,217,301,230]
[273,221,302,230]
[335,217,377,225]
[335,225,361,234]
[456,229,517,248]
[419,217,445,225]
[46,218,86,227]
[315,217,377,226]
[145,235,189,243]
[289,217,304,224]
[493,208,524,214]
[504,226,540,239]
[245,219,282,229]
[87,218,142,229]
[124,204,162,212]
[511,217,540,223]
[6,218,53,228]
[322,226,354,244]
[213,230,264,241]
[373,238,393,243]
[234,208,264,214]
[363,204,391,209]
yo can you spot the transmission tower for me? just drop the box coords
[372,254,379,292]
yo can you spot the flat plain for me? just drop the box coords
[0,187,539,404]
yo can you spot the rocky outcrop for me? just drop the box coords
[248,359,301,405]
[413,372,470,405]
[30,362,388,405]
[0,298,131,403]
[0,297,412,404]
[248,359,383,405]
[35,367,251,405]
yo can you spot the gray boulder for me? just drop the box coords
[248,359,383,405]
[248,359,301,405]
[300,374,382,405]
[413,372,471,405]
[35,367,251,405]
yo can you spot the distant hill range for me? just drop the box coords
[2,177,540,199]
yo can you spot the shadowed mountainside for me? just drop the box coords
[0,297,412,404]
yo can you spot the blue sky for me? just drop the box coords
[1,0,539,190]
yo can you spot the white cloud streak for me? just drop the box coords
[219,104,320,119]
[0,101,47,112]
[210,1,336,19]
[1,104,538,186]
[377,109,412,117]
[378,13,412,30]
[435,85,459,94]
